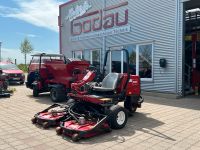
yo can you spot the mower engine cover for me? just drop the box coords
[126,75,141,96]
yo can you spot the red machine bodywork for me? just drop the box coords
[69,74,141,105]
[29,60,89,89]
[192,34,200,90]
[38,112,65,120]
[71,71,96,94]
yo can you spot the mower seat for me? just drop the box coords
[92,73,120,92]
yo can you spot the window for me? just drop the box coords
[108,43,153,81]
[124,44,136,75]
[72,51,82,59]
[111,51,121,73]
[82,49,101,71]
[139,44,152,79]
[91,50,100,70]
[83,50,90,62]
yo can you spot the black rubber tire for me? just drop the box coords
[104,128,112,133]
[3,81,8,90]
[31,117,37,124]
[124,96,137,114]
[33,86,39,97]
[56,127,63,135]
[72,133,80,142]
[50,87,66,102]
[20,81,24,85]
[108,105,128,129]
[42,122,49,129]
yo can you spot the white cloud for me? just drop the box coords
[0,0,65,32]
[16,32,38,38]
[1,48,58,64]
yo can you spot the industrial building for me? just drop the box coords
[59,0,200,97]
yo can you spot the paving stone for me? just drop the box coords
[0,85,200,150]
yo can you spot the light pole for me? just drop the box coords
[0,41,1,62]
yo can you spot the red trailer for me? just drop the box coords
[26,53,89,102]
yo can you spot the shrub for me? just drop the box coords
[18,64,28,72]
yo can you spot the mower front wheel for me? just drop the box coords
[31,117,37,124]
[72,133,80,142]
[56,127,63,135]
[109,105,128,129]
[42,122,49,129]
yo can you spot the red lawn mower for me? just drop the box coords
[26,53,89,102]
[31,68,97,128]
[55,49,143,141]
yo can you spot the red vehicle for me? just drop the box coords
[55,49,143,141]
[26,53,89,102]
[0,62,25,84]
[0,69,10,97]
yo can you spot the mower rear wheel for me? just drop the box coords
[56,127,63,135]
[109,105,128,129]
[124,97,137,115]
[50,87,66,102]
[72,133,80,142]
[33,86,39,97]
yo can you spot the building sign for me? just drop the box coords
[66,1,92,22]
[70,1,129,41]
[71,25,131,41]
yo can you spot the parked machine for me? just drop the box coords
[26,53,89,102]
[55,49,143,141]
[0,69,10,98]
[31,49,143,141]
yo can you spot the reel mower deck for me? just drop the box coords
[56,102,112,142]
[31,103,70,129]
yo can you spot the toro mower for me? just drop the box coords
[55,49,143,141]
[31,68,97,128]
[0,69,10,98]
[26,53,89,102]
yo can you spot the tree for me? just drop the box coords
[20,38,33,65]
[6,57,12,63]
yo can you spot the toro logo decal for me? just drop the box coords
[66,1,92,22]
[71,1,129,36]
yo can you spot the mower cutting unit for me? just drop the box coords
[0,69,10,98]
[31,69,97,129]
[55,49,144,141]
[26,53,89,102]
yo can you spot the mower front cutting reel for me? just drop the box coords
[31,103,72,129]
[56,102,128,142]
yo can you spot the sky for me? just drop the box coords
[0,0,67,64]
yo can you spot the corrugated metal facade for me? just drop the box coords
[59,0,184,96]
